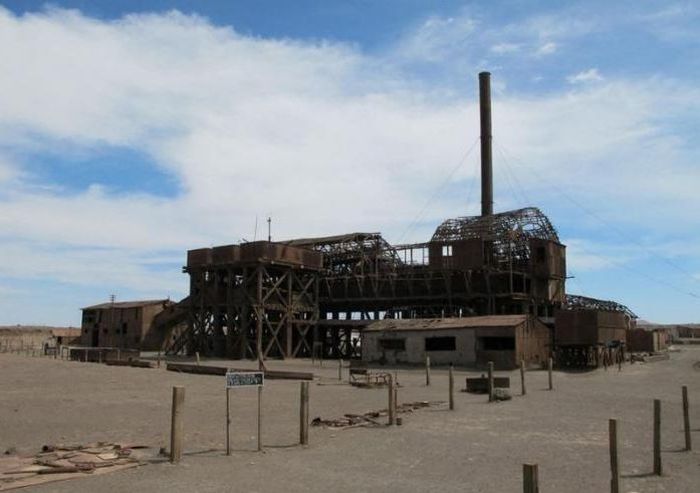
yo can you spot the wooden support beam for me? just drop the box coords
[522,463,539,493]
[653,399,662,476]
[609,419,619,493]
[449,364,455,410]
[170,386,185,463]
[683,386,692,451]
[300,382,309,445]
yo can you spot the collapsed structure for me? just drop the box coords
[159,72,635,367]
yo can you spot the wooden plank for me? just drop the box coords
[165,362,313,380]
[653,399,662,475]
[609,419,619,493]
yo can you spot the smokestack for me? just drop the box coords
[479,71,493,216]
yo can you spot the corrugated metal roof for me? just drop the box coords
[82,299,169,310]
[363,315,529,332]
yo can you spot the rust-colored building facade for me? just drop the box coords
[81,300,171,350]
[627,328,668,353]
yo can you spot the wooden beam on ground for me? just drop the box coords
[166,362,313,380]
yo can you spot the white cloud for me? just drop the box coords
[0,155,20,183]
[564,239,637,272]
[535,41,558,56]
[567,68,604,84]
[490,42,520,54]
[0,7,699,323]
[395,14,477,63]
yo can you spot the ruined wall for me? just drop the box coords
[555,309,628,346]
[362,329,477,366]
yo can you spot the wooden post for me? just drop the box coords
[425,355,431,386]
[488,361,495,402]
[117,348,120,361]
[388,375,396,425]
[226,388,231,456]
[84,348,88,363]
[338,358,343,381]
[547,357,553,391]
[609,419,619,493]
[520,360,526,396]
[523,463,539,493]
[157,350,162,369]
[394,382,399,419]
[300,382,309,445]
[170,386,185,463]
[449,364,455,410]
[195,352,200,366]
[653,399,662,476]
[257,385,263,451]
[683,386,692,451]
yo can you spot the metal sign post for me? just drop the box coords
[225,371,265,454]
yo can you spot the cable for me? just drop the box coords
[572,240,700,300]
[493,139,699,301]
[396,136,480,244]
[494,140,697,281]
[464,153,480,213]
[496,144,530,205]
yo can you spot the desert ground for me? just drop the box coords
[1,348,699,492]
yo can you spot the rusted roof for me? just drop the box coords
[364,315,529,332]
[431,207,559,243]
[284,232,381,247]
[82,299,169,310]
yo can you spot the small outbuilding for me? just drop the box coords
[361,315,550,370]
[81,299,173,350]
[627,328,669,353]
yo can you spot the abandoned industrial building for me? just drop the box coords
[77,72,637,370]
[139,72,634,369]
[80,299,180,351]
[362,315,550,370]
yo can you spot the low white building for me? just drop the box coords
[361,315,550,370]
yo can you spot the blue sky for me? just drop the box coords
[0,1,699,324]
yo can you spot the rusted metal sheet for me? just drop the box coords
[187,248,212,267]
[211,244,241,264]
[555,309,628,346]
[239,241,323,269]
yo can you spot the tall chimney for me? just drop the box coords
[479,71,493,216]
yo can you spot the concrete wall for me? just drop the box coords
[362,329,476,366]
[363,317,550,370]
[0,328,79,352]
[0,329,52,352]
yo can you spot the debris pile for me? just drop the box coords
[311,401,443,429]
[0,442,149,490]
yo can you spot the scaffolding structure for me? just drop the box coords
[172,242,322,359]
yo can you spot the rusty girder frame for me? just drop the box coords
[564,294,637,318]
[432,207,559,271]
[182,262,319,359]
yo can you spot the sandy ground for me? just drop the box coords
[1,349,699,492]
